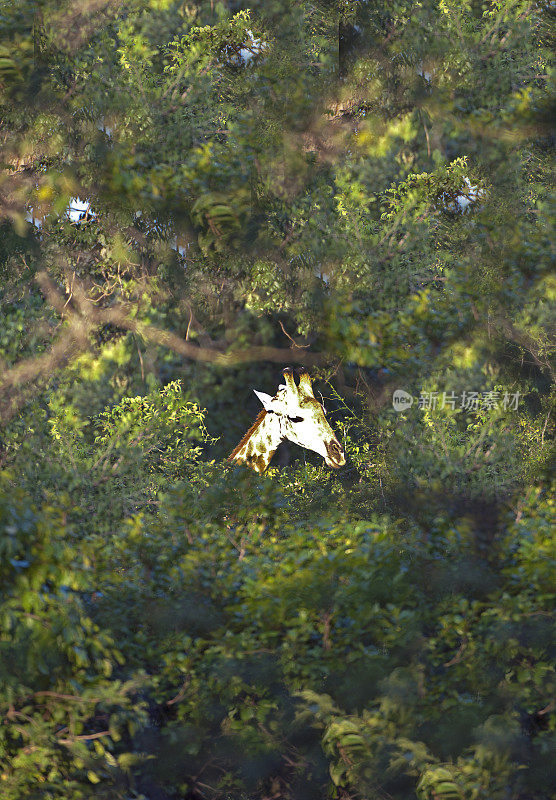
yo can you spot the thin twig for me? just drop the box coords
[33,691,101,703]
[443,638,468,667]
[279,320,310,348]
[57,730,110,745]
[166,678,190,707]
[540,410,551,448]
[185,304,193,341]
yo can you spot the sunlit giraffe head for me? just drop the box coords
[228,368,346,473]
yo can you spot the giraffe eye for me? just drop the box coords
[287,415,304,423]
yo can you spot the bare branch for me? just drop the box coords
[57,730,111,745]
[279,320,311,348]
[97,303,326,367]
[0,271,330,422]
[0,323,87,392]
[33,692,102,703]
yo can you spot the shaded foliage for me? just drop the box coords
[0,0,554,798]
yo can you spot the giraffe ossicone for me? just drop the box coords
[228,367,346,473]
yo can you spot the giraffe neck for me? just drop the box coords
[229,411,284,473]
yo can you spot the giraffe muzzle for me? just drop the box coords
[325,439,346,468]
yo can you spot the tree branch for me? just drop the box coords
[0,271,330,421]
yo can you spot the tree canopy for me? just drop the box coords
[0,1,554,798]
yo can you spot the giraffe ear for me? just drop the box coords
[253,390,277,411]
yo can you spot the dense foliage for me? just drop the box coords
[0,1,554,798]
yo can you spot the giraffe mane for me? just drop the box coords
[227,408,268,462]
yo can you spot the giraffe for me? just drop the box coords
[228,368,346,473]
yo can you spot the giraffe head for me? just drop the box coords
[253,368,346,469]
